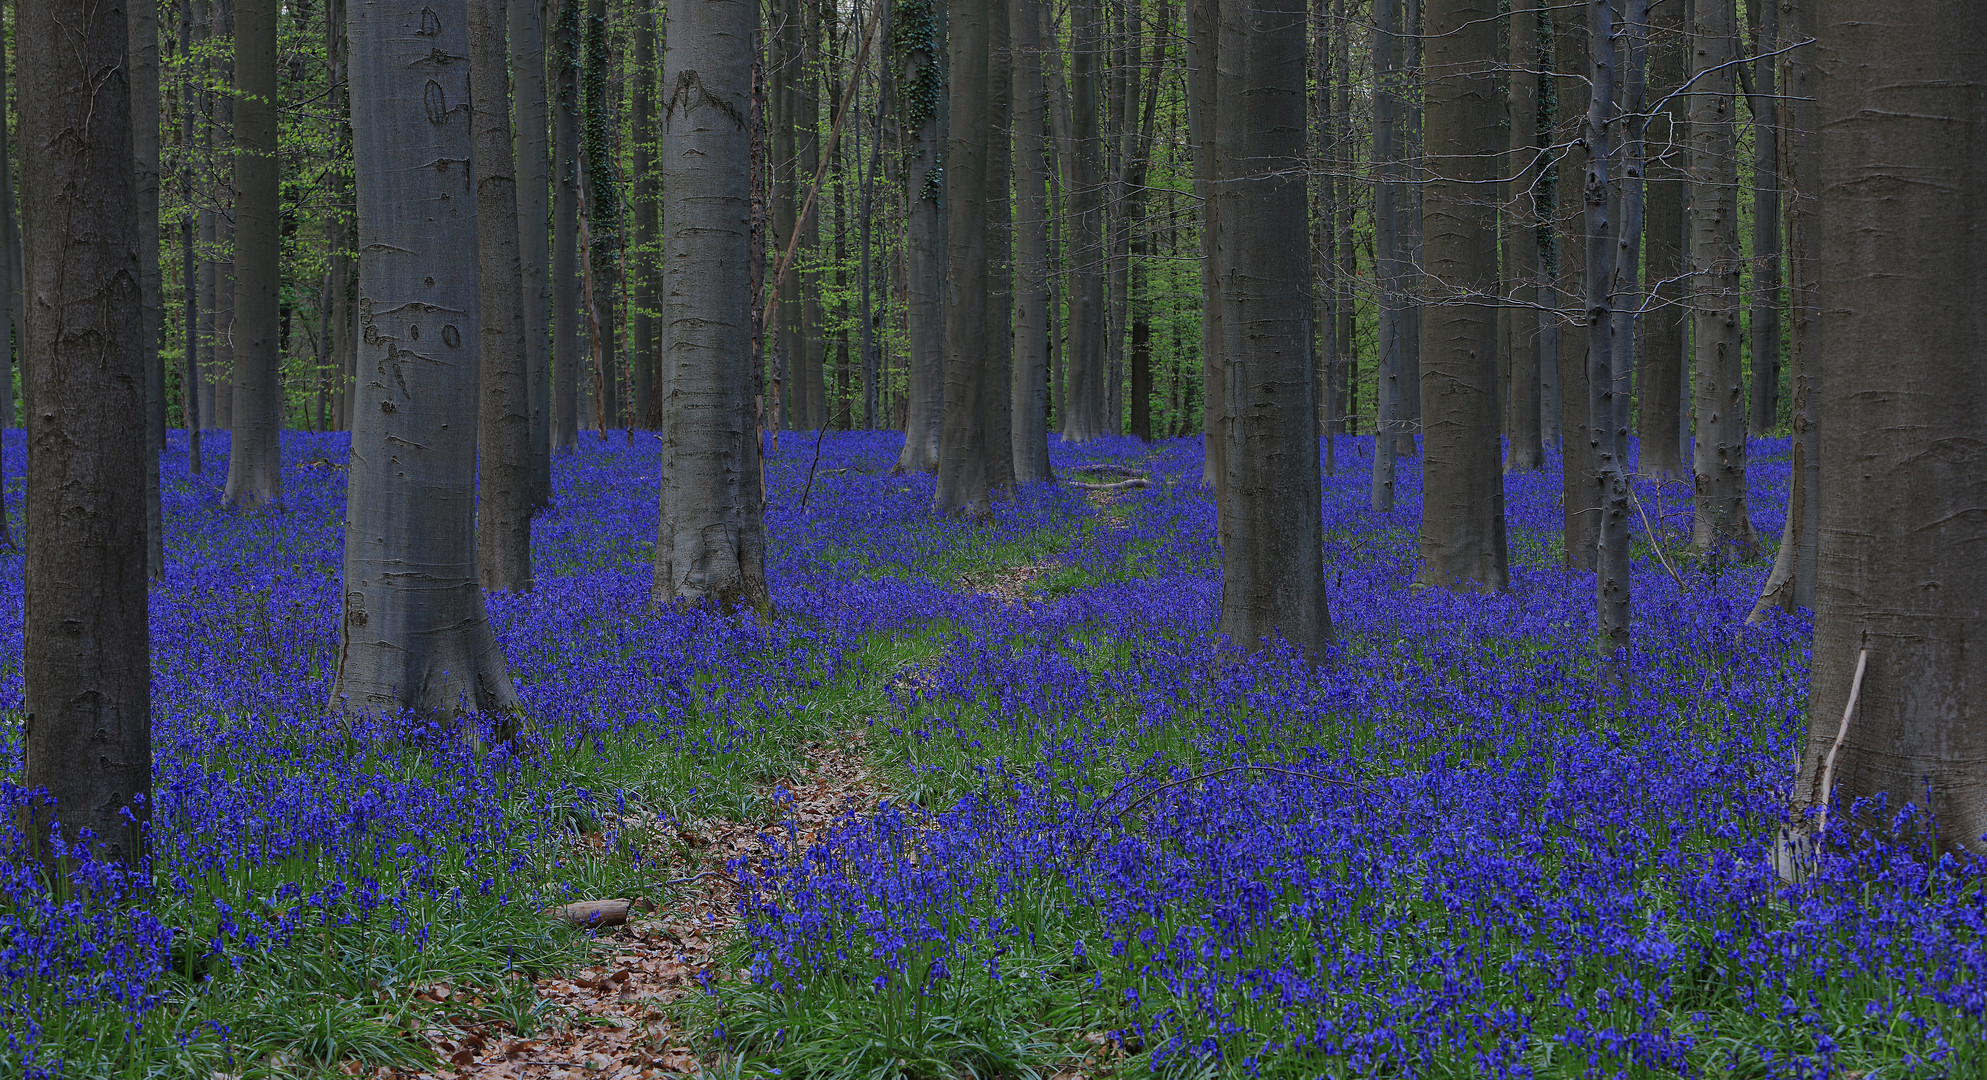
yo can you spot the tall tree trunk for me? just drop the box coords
[1503,0,1542,471]
[226,0,282,508]
[1416,0,1507,591]
[1637,0,1687,480]
[1311,0,1335,468]
[20,0,153,870]
[1060,0,1106,444]
[1332,0,1356,438]
[1749,0,1819,620]
[131,0,165,578]
[797,0,827,430]
[987,0,1014,489]
[552,0,583,450]
[1370,0,1403,512]
[632,0,659,428]
[1397,0,1422,453]
[212,0,236,433]
[195,0,217,434]
[894,0,945,470]
[1590,0,1644,653]
[1745,0,1780,437]
[472,0,536,593]
[1789,0,1986,855]
[772,0,799,430]
[327,0,353,436]
[0,23,14,431]
[1687,0,1756,559]
[337,0,523,725]
[1555,5,1596,569]
[654,0,771,611]
[1215,0,1331,660]
[935,0,1000,514]
[180,0,203,469]
[1010,0,1051,480]
[859,1,890,429]
[582,0,622,430]
[513,0,553,499]
[1188,0,1222,491]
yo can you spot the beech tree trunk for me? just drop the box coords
[1370,0,1403,512]
[1745,0,1780,437]
[20,0,152,871]
[797,0,827,431]
[471,0,535,593]
[337,0,522,725]
[179,0,203,468]
[631,0,659,428]
[935,0,1001,515]
[581,0,621,430]
[1790,0,1985,853]
[1555,7,1595,569]
[1060,0,1107,444]
[1214,0,1331,661]
[1416,0,1507,592]
[326,0,354,436]
[552,0,583,450]
[894,0,944,471]
[653,0,772,612]
[1638,0,1687,480]
[130,0,164,577]
[1010,0,1052,483]
[0,24,13,432]
[1687,0,1756,559]
[226,0,282,508]
[213,0,236,433]
[1503,0,1542,472]
[1187,0,1221,493]
[513,0,555,502]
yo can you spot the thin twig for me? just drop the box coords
[1816,648,1869,836]
[1628,486,1685,590]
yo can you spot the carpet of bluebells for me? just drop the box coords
[1,426,1985,1079]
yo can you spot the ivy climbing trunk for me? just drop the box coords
[581,0,622,430]
[893,0,945,471]
[552,0,583,450]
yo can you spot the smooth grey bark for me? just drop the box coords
[771,0,799,429]
[1687,0,1756,559]
[212,0,236,432]
[935,0,1000,515]
[1638,0,1687,480]
[471,0,536,593]
[653,0,771,612]
[986,0,1014,489]
[0,24,13,430]
[1010,0,1052,483]
[513,0,555,502]
[1332,0,1356,438]
[894,0,945,471]
[1396,0,1422,453]
[327,0,354,434]
[632,0,659,428]
[859,1,889,429]
[1059,0,1106,444]
[796,0,827,431]
[194,0,217,433]
[337,0,522,724]
[130,0,165,577]
[1186,0,1221,493]
[1588,0,1642,652]
[1416,0,1507,592]
[1555,7,1596,569]
[1214,0,1331,661]
[1744,0,1780,438]
[1790,0,1986,853]
[552,0,583,450]
[20,0,152,870]
[180,0,203,469]
[1503,0,1542,472]
[1370,0,1402,512]
[226,0,282,508]
[1749,0,1819,620]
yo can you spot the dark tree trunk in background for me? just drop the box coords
[986,0,1015,490]
[327,0,354,435]
[632,0,660,428]
[581,0,622,430]
[1555,8,1595,569]
[1332,0,1356,438]
[1214,0,1331,662]
[336,0,522,725]
[1370,0,1402,512]
[179,0,203,469]
[1790,0,1986,854]
[0,25,14,431]
[552,0,583,450]
[859,2,889,429]
[1010,0,1053,482]
[1587,0,1641,653]
[1396,0,1422,454]
[512,0,554,502]
[797,0,827,431]
[654,0,771,612]
[20,0,152,871]
[1416,0,1507,592]
[226,0,282,508]
[1061,0,1106,443]
[936,0,1003,515]
[1638,0,1686,480]
[1187,0,1222,493]
[1687,0,1756,559]
[471,0,535,593]
[212,0,236,433]
[895,0,944,471]
[194,0,217,433]
[1745,0,1780,437]
[130,0,164,577]
[1311,0,1336,469]
[772,0,800,430]
[1503,0,1542,471]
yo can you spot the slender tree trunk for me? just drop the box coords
[859,1,890,429]
[212,0,236,433]
[1189,0,1223,492]
[471,0,535,592]
[1311,0,1335,469]
[130,0,165,577]
[1060,0,1107,444]
[1638,0,1687,480]
[196,0,217,434]
[1010,0,1051,480]
[0,24,13,431]
[20,0,153,870]
[225,0,282,508]
[327,0,353,435]
[654,0,771,612]
[1415,0,1507,591]
[337,0,522,725]
[1687,0,1756,558]
[1332,0,1356,439]
[1215,0,1331,660]
[1789,0,1986,854]
[1745,0,1780,437]
[1397,0,1422,454]
[1371,0,1403,512]
[798,0,827,430]
[581,0,622,430]
[1590,0,1644,652]
[632,0,659,428]
[987,0,1014,490]
[1555,6,1596,569]
[180,0,203,469]
[1504,0,1542,471]
[513,0,554,499]
[552,0,583,450]
[894,0,945,470]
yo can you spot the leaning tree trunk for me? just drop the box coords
[894,0,945,471]
[1788,0,1986,855]
[1687,0,1756,559]
[1749,0,1819,621]
[551,0,583,451]
[1010,0,1053,483]
[470,0,535,593]
[20,0,153,871]
[1745,0,1780,438]
[512,0,555,502]
[1637,0,1687,480]
[130,0,165,577]
[226,0,282,508]
[1370,0,1403,512]
[337,0,522,726]
[1503,0,1542,472]
[936,0,998,515]
[1416,0,1507,592]
[1060,0,1107,444]
[1215,0,1331,661]
[653,0,772,613]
